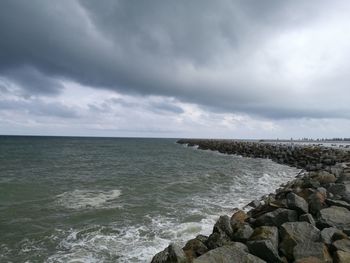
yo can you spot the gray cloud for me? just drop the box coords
[0,0,349,120]
[0,98,78,118]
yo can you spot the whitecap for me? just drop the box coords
[56,189,121,209]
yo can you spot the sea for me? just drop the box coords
[0,136,299,262]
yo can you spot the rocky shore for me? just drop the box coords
[151,139,350,263]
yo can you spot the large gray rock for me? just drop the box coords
[318,206,350,230]
[193,244,266,263]
[299,213,316,225]
[247,240,282,262]
[326,199,350,210]
[151,244,187,263]
[286,192,308,214]
[206,215,234,249]
[254,208,298,227]
[327,183,350,201]
[321,227,347,245]
[293,242,332,263]
[280,222,321,260]
[205,232,231,250]
[213,215,233,237]
[183,237,208,260]
[249,226,279,249]
[232,223,254,242]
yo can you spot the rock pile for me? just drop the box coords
[177,139,350,171]
[151,140,350,263]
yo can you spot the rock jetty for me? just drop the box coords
[151,139,350,263]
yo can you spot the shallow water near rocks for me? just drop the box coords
[0,137,298,262]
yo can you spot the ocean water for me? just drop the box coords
[0,137,299,262]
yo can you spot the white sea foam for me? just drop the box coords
[47,215,218,263]
[49,160,298,262]
[56,189,122,209]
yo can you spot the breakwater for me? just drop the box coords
[152,139,350,263]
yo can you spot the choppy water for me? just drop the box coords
[0,136,298,262]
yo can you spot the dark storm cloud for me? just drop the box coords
[4,67,64,95]
[0,0,348,119]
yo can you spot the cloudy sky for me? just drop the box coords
[1,0,350,139]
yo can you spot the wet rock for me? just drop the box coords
[213,215,233,237]
[247,240,282,262]
[183,237,208,260]
[321,227,347,244]
[293,242,332,263]
[254,208,298,227]
[232,223,254,242]
[151,244,187,263]
[286,192,309,214]
[300,213,316,225]
[280,222,321,260]
[318,206,350,230]
[193,244,266,263]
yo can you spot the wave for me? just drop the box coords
[55,189,122,210]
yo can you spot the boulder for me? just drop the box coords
[247,240,282,262]
[151,244,187,263]
[302,178,321,189]
[293,242,332,263]
[246,199,261,209]
[280,222,321,260]
[183,238,208,260]
[193,244,266,263]
[294,257,326,263]
[232,223,254,242]
[332,239,350,253]
[326,199,350,210]
[249,226,279,249]
[254,208,298,227]
[205,232,231,250]
[231,209,248,224]
[195,235,208,244]
[308,191,327,215]
[213,215,233,238]
[299,213,316,225]
[315,171,336,184]
[321,227,347,245]
[286,192,309,214]
[334,250,350,263]
[336,172,350,183]
[328,183,350,200]
[318,206,350,230]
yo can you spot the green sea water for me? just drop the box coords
[0,136,298,262]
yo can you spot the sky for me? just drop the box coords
[1,0,350,139]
